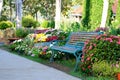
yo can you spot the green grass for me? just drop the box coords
[0,45,116,80]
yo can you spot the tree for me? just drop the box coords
[100,0,109,28]
[0,0,3,16]
[55,0,61,29]
[16,0,22,28]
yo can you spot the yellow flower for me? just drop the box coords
[34,33,47,42]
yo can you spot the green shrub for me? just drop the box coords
[60,21,81,32]
[70,22,80,31]
[22,15,39,28]
[48,20,55,28]
[92,60,120,77]
[15,28,30,38]
[81,34,120,74]
[41,20,49,28]
[0,21,13,30]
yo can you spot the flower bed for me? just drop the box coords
[80,34,120,77]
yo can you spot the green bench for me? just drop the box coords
[50,32,103,71]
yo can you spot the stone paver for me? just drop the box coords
[0,49,81,80]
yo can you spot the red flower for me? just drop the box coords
[88,65,91,69]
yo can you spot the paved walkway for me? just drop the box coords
[0,49,81,80]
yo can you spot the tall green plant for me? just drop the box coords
[82,0,103,30]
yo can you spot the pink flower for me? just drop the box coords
[111,35,119,39]
[103,34,107,37]
[89,45,92,50]
[117,41,120,45]
[81,59,84,62]
[93,44,96,47]
[87,57,91,61]
[81,55,84,59]
[116,64,119,68]
[105,38,113,42]
[90,53,94,56]
[96,35,101,40]
[85,40,90,45]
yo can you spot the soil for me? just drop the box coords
[45,62,71,73]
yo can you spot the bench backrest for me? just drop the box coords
[65,32,103,47]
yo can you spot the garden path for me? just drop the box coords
[0,49,81,80]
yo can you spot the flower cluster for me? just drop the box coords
[34,33,47,43]
[81,34,120,74]
[46,36,58,42]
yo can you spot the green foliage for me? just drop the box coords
[0,21,13,30]
[92,60,120,77]
[15,28,30,38]
[41,20,49,28]
[81,34,120,75]
[31,47,40,56]
[48,20,55,28]
[60,21,81,32]
[22,15,39,28]
[0,15,8,21]
[82,0,113,31]
[82,0,91,28]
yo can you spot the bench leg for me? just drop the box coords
[74,57,80,71]
[73,52,82,71]
[50,50,55,62]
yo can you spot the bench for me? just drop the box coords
[50,32,103,71]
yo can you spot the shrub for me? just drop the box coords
[0,21,14,30]
[48,20,55,28]
[81,34,120,74]
[92,61,120,77]
[41,20,49,28]
[70,22,80,31]
[15,28,30,38]
[22,15,39,28]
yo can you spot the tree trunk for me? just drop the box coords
[55,0,61,29]
[16,0,22,28]
[100,0,109,28]
[0,0,3,16]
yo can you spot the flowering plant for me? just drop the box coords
[34,33,47,43]
[81,34,120,74]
